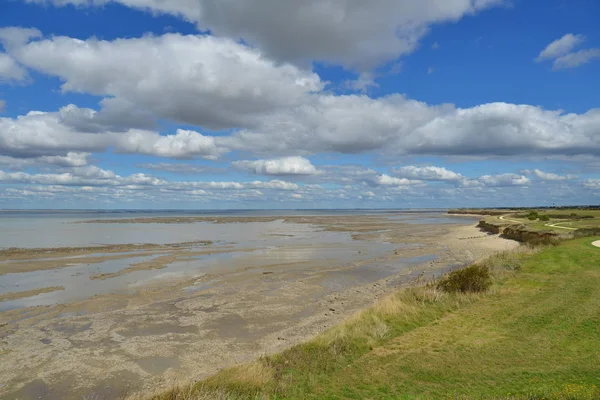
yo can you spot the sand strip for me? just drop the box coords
[0,286,65,302]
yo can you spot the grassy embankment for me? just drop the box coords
[142,236,600,400]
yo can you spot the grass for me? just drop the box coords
[142,240,600,400]
[480,209,600,234]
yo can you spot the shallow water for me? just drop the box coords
[0,210,461,249]
[0,211,462,310]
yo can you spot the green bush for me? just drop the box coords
[527,211,539,221]
[538,215,550,222]
[437,264,492,293]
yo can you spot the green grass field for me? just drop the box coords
[480,209,600,234]
[146,238,600,400]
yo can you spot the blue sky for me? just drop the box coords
[0,0,599,209]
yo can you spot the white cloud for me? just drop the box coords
[536,33,586,61]
[224,98,600,158]
[115,129,225,160]
[376,174,418,186]
[0,53,28,82]
[527,169,576,181]
[233,156,318,176]
[249,180,299,190]
[137,163,225,175]
[2,29,322,130]
[392,165,463,181]
[345,72,379,93]
[0,153,90,169]
[0,27,41,48]
[4,97,600,163]
[535,33,600,70]
[553,48,600,70]
[0,110,227,160]
[3,29,600,161]
[24,0,504,70]
[0,167,302,197]
[583,179,600,189]
[58,101,156,132]
[478,173,530,187]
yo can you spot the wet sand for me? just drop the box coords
[0,215,517,399]
[0,287,65,302]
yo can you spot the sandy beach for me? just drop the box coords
[0,214,517,400]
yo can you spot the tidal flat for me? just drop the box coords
[0,212,517,400]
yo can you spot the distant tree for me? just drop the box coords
[539,215,550,222]
[527,211,539,220]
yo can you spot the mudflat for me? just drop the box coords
[0,214,517,400]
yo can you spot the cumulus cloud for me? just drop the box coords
[392,165,463,181]
[536,33,586,61]
[58,101,156,132]
[0,110,227,160]
[0,53,28,82]
[225,98,600,158]
[115,129,225,160]
[249,180,299,190]
[138,163,226,175]
[25,0,504,70]
[375,174,418,186]
[2,29,600,160]
[0,153,90,169]
[0,165,301,195]
[345,72,379,93]
[233,156,318,176]
[5,97,600,162]
[477,173,530,187]
[525,169,577,181]
[583,179,600,189]
[1,28,322,130]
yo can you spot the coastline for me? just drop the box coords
[0,217,517,399]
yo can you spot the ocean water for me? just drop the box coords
[0,209,472,249]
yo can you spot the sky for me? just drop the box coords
[0,0,599,209]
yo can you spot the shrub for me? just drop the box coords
[538,215,550,222]
[525,235,561,247]
[526,211,539,220]
[437,264,492,293]
[574,228,600,238]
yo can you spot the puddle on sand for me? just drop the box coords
[2,378,76,400]
[136,356,181,375]
[184,279,216,294]
[1,371,142,400]
[51,321,92,334]
[116,323,198,337]
[319,254,439,291]
[0,251,145,265]
[0,254,165,311]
